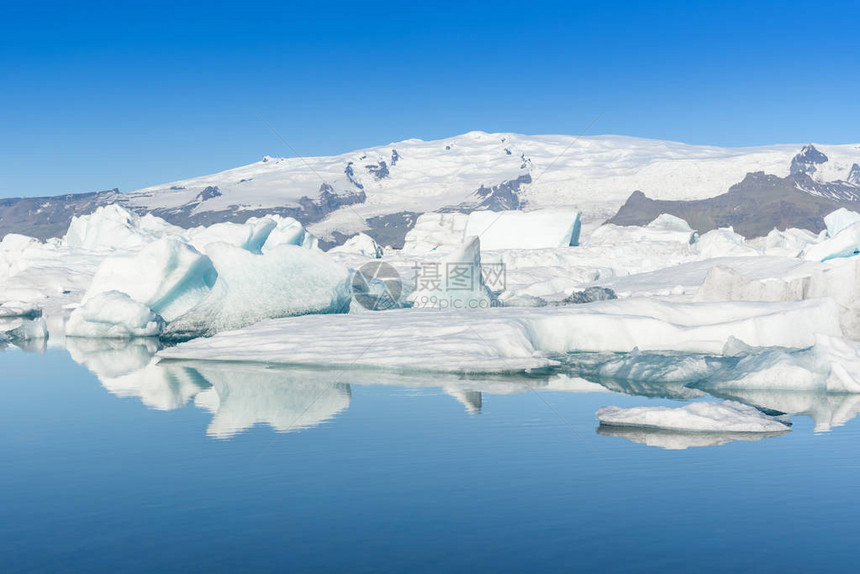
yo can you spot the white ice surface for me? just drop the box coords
[408,236,491,310]
[162,243,352,339]
[66,291,164,338]
[596,400,790,433]
[82,237,217,322]
[327,232,383,258]
[158,298,841,372]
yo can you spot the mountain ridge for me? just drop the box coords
[2,132,860,243]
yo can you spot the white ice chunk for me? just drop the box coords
[186,218,276,254]
[402,212,467,254]
[162,243,351,339]
[587,218,696,246]
[0,300,42,319]
[464,209,582,250]
[328,232,383,258]
[63,205,176,251]
[408,236,492,310]
[803,221,860,261]
[695,227,759,259]
[66,291,164,338]
[82,237,217,322]
[159,298,841,372]
[824,208,860,238]
[701,334,860,393]
[403,209,581,254]
[260,215,318,252]
[1,317,48,341]
[596,400,790,433]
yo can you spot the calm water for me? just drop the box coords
[1,343,859,573]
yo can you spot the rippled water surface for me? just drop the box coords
[2,344,859,573]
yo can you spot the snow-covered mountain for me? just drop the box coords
[3,132,860,243]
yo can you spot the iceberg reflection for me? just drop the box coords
[66,337,210,411]
[596,425,789,450]
[188,364,352,439]
[704,389,860,433]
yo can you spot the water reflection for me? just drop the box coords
[189,364,352,438]
[596,425,789,450]
[60,338,860,446]
[702,388,860,433]
[66,338,209,411]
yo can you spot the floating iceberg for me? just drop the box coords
[1,317,48,342]
[66,291,165,338]
[587,215,696,246]
[402,209,581,253]
[464,209,582,250]
[63,205,179,251]
[699,334,860,393]
[408,236,492,310]
[82,237,217,322]
[159,298,840,372]
[695,257,860,337]
[162,243,351,339]
[803,221,860,261]
[260,215,318,252]
[328,232,383,258]
[0,300,41,319]
[695,228,759,259]
[186,217,276,254]
[596,400,790,433]
[824,208,860,238]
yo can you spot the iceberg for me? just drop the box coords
[695,228,759,259]
[159,298,840,373]
[82,237,217,322]
[700,334,860,393]
[695,257,860,337]
[66,291,165,338]
[587,215,696,246]
[803,221,860,261]
[63,205,177,251]
[824,208,860,238]
[596,400,790,433]
[408,236,492,310]
[186,217,276,254]
[402,209,581,254]
[0,300,42,319]
[328,232,383,258]
[1,317,48,342]
[162,243,352,339]
[463,209,582,250]
[260,215,318,252]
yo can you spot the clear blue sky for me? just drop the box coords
[1,0,858,198]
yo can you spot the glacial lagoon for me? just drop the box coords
[2,343,859,573]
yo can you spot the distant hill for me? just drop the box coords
[607,145,860,237]
[2,134,859,243]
